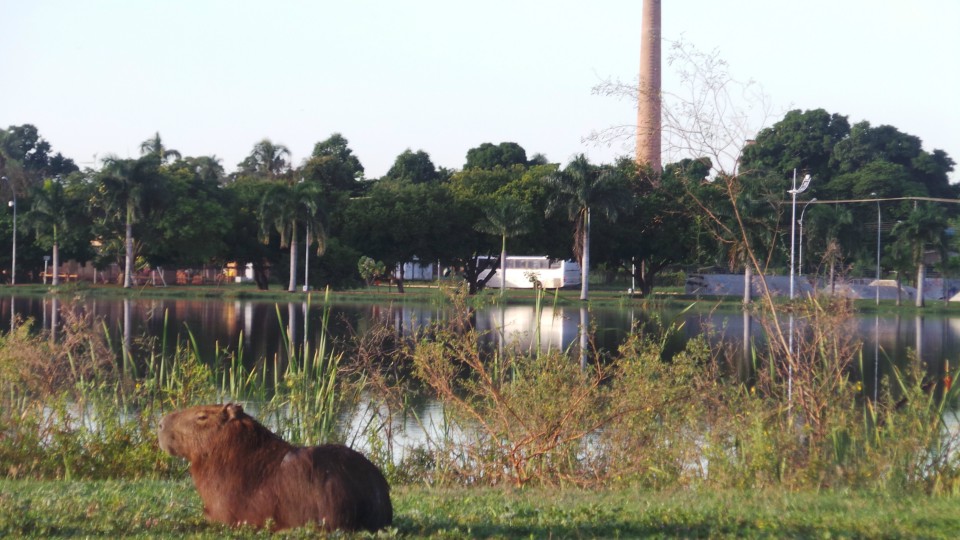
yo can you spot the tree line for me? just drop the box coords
[0,108,956,299]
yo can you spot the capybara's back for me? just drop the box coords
[273,444,392,531]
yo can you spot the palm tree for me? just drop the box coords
[807,204,854,296]
[98,155,161,288]
[475,196,533,296]
[26,176,69,285]
[545,155,631,300]
[259,178,326,292]
[139,132,181,163]
[891,204,949,307]
[240,139,291,179]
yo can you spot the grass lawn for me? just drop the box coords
[5,280,698,308]
[1,480,958,538]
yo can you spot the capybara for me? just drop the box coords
[158,403,392,532]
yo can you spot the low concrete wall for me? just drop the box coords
[685,274,960,302]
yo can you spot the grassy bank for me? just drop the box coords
[2,480,957,538]
[9,279,960,315]
[3,280,698,310]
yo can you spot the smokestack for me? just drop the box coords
[636,0,662,172]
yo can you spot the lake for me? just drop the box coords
[1,294,956,387]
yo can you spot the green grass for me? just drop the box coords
[1,480,958,538]
[3,280,708,311]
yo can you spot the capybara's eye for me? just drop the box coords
[197,414,208,421]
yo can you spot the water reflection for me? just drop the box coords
[687,308,957,391]
[479,304,582,353]
[0,296,957,383]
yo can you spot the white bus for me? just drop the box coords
[479,256,581,289]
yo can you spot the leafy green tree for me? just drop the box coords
[475,196,533,296]
[358,256,387,286]
[342,179,457,293]
[178,155,225,184]
[828,121,958,199]
[0,124,78,180]
[593,158,713,297]
[383,149,439,184]
[139,132,182,163]
[140,158,230,268]
[95,155,163,288]
[223,180,275,290]
[492,164,568,259]
[804,203,855,294]
[885,232,916,306]
[25,176,70,284]
[237,139,291,180]
[259,178,326,292]
[697,166,784,303]
[544,154,632,300]
[741,109,850,182]
[464,142,528,170]
[441,165,528,294]
[740,109,956,278]
[304,133,365,193]
[891,204,950,307]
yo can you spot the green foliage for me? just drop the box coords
[593,157,714,295]
[0,124,78,180]
[358,255,387,286]
[234,138,290,180]
[342,179,463,291]
[464,142,529,170]
[740,108,958,276]
[308,237,362,289]
[303,133,365,193]
[544,154,632,299]
[139,132,181,163]
[384,149,440,184]
[139,163,230,267]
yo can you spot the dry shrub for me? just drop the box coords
[0,302,170,480]
[402,290,611,487]
[598,329,709,488]
[410,329,608,486]
[694,296,960,492]
[0,306,115,398]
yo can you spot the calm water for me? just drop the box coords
[1,295,957,385]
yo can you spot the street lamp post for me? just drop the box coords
[2,176,14,286]
[303,225,310,293]
[798,198,817,278]
[788,169,812,299]
[872,192,881,305]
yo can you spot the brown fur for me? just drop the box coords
[158,404,392,532]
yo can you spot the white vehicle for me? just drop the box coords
[479,256,581,289]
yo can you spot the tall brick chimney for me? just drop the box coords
[636,0,662,172]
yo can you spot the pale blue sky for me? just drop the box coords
[1,0,957,180]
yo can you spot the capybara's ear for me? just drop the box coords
[226,403,244,419]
